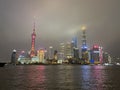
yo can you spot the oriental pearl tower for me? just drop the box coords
[30,22,36,57]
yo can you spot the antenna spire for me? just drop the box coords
[33,22,35,32]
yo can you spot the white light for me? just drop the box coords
[13,49,17,52]
[116,63,120,65]
[104,63,109,65]
[49,46,53,48]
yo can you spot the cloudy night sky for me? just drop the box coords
[0,0,120,61]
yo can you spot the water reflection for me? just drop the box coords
[92,66,105,89]
[80,65,106,89]
[1,65,120,90]
[6,65,46,90]
[27,65,46,90]
[81,66,91,89]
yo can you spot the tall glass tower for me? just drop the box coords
[72,36,78,48]
[81,26,89,63]
[72,36,79,60]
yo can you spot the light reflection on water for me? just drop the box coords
[0,65,120,90]
[80,65,106,89]
[27,66,46,90]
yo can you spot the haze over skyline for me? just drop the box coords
[0,0,120,61]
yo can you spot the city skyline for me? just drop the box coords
[0,0,120,61]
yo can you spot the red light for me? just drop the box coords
[94,45,96,48]
[93,44,99,49]
[21,50,25,53]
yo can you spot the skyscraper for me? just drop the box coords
[30,23,36,57]
[72,36,78,48]
[66,42,72,59]
[81,26,89,64]
[59,43,65,58]
[49,46,53,60]
[37,49,45,63]
[72,36,79,59]
[91,44,100,64]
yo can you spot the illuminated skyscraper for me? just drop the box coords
[59,43,65,60]
[81,26,89,63]
[72,36,78,48]
[37,49,45,63]
[99,46,103,64]
[90,45,103,64]
[72,36,79,59]
[49,46,53,59]
[30,23,36,57]
[66,42,72,59]
[91,44,100,64]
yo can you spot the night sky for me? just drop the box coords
[0,0,120,61]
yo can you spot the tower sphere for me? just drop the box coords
[81,26,86,31]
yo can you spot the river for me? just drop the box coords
[0,65,120,90]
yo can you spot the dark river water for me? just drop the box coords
[0,65,120,90]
